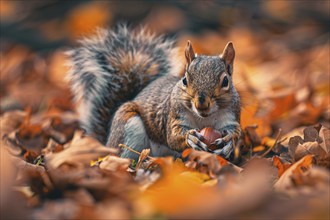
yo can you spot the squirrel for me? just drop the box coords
[67,25,241,160]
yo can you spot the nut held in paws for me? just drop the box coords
[199,127,222,150]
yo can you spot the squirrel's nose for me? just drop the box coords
[198,94,206,105]
[195,94,210,111]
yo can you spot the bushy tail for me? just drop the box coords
[66,25,182,144]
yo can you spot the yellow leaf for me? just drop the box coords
[202,179,218,187]
[179,171,211,184]
[261,137,276,147]
[135,157,218,216]
[253,145,265,152]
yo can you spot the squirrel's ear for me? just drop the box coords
[185,40,196,67]
[220,42,235,74]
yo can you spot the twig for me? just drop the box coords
[118,144,154,160]
[260,128,282,158]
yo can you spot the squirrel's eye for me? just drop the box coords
[182,77,187,87]
[221,76,229,88]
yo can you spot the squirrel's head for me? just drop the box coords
[179,41,235,118]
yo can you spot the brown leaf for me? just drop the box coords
[99,156,131,172]
[14,157,53,196]
[294,142,326,162]
[273,156,291,177]
[16,122,49,153]
[45,131,116,169]
[183,149,222,177]
[182,149,242,177]
[244,125,262,146]
[0,147,16,203]
[274,154,314,194]
[47,115,79,144]
[287,125,329,167]
[319,125,330,153]
[136,149,151,170]
[0,110,27,139]
[303,126,321,142]
[33,199,81,220]
[288,135,304,159]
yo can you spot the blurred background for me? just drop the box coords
[1,0,329,134]
[1,1,329,219]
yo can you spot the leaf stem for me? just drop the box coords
[261,128,282,158]
[118,144,154,159]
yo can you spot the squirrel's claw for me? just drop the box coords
[213,140,233,159]
[211,133,234,159]
[211,133,231,148]
[186,129,210,152]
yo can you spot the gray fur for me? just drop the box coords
[122,116,149,160]
[66,25,181,144]
[122,116,182,160]
[68,26,241,159]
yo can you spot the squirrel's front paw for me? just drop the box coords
[210,130,236,159]
[212,139,234,159]
[186,129,210,152]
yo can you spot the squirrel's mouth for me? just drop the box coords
[191,102,211,118]
[198,112,209,118]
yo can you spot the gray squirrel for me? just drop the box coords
[67,25,241,160]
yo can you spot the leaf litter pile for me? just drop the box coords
[1,2,330,220]
[1,56,329,220]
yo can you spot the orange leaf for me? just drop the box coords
[241,104,271,137]
[274,154,314,192]
[273,156,291,177]
[66,2,112,39]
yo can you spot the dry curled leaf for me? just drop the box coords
[288,125,330,167]
[273,156,291,177]
[99,156,131,172]
[182,149,242,177]
[45,131,117,169]
[0,110,27,138]
[16,123,49,153]
[47,116,79,144]
[136,149,151,170]
[274,154,314,194]
[319,126,330,153]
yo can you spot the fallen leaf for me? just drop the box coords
[182,149,243,177]
[65,2,112,39]
[16,123,49,153]
[182,149,222,177]
[294,142,326,162]
[47,116,79,144]
[264,90,297,120]
[287,125,329,167]
[0,110,27,138]
[241,105,271,137]
[253,145,265,152]
[319,125,330,153]
[244,125,262,146]
[99,156,131,172]
[45,131,116,169]
[274,155,314,194]
[135,162,218,216]
[273,156,291,177]
[135,149,151,170]
[303,126,321,142]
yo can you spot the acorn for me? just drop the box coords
[199,127,222,151]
